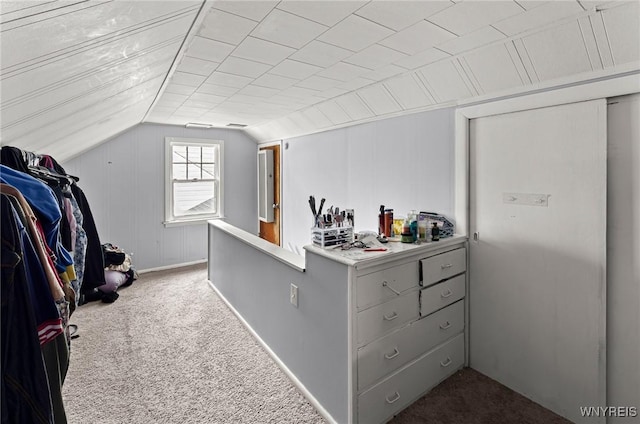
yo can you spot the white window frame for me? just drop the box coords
[164,137,224,226]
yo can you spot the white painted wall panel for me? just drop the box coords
[463,44,525,94]
[522,21,592,82]
[607,94,640,423]
[282,108,454,255]
[601,1,640,66]
[63,123,258,270]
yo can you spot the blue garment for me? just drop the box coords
[0,165,73,272]
[1,195,55,424]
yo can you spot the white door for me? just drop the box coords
[469,100,607,424]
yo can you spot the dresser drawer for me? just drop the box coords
[421,247,466,287]
[357,300,464,390]
[357,291,419,346]
[357,333,464,424]
[420,274,465,317]
[356,262,419,310]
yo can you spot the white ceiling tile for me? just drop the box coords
[165,84,197,96]
[394,48,451,70]
[514,1,551,11]
[344,44,409,70]
[157,98,185,108]
[177,56,219,76]
[379,20,457,55]
[522,21,592,81]
[171,71,207,87]
[199,9,258,45]
[383,74,433,110]
[197,83,239,97]
[318,15,395,52]
[296,76,342,91]
[316,87,350,99]
[316,101,352,125]
[437,26,505,55]
[270,60,322,79]
[302,107,333,128]
[186,36,234,62]
[183,99,220,109]
[190,92,228,104]
[237,85,281,98]
[232,36,296,65]
[205,72,253,88]
[355,0,455,31]
[362,64,406,82]
[289,40,353,67]
[279,86,322,99]
[318,62,371,81]
[337,77,376,91]
[418,60,473,102]
[217,56,271,78]
[276,1,367,26]
[161,93,189,104]
[357,84,402,115]
[463,44,525,93]
[250,9,328,49]
[493,1,583,36]
[602,1,640,66]
[212,1,278,22]
[253,73,299,89]
[428,1,524,35]
[334,93,374,121]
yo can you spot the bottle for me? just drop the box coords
[384,209,394,237]
[431,222,440,241]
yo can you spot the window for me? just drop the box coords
[165,137,223,225]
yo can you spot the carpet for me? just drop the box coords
[62,264,571,424]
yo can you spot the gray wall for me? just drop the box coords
[281,107,455,254]
[607,93,640,420]
[63,123,258,270]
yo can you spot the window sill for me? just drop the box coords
[163,216,223,228]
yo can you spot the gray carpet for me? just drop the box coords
[62,264,571,424]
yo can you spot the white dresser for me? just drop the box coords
[306,236,467,424]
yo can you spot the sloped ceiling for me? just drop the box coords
[1,1,639,161]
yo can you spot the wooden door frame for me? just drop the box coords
[258,140,282,245]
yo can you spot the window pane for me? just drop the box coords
[173,164,187,180]
[202,146,216,163]
[202,164,216,178]
[187,146,201,163]
[187,164,201,180]
[173,180,217,217]
[173,145,187,163]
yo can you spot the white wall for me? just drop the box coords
[281,108,454,254]
[63,123,257,270]
[607,93,640,420]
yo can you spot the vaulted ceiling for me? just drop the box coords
[1,1,639,161]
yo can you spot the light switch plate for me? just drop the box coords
[290,283,298,308]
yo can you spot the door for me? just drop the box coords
[469,100,607,423]
[259,144,280,245]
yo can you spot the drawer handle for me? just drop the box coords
[439,321,451,330]
[440,289,453,298]
[441,263,453,269]
[382,280,401,295]
[383,311,399,321]
[384,348,400,360]
[385,391,401,404]
[440,357,453,367]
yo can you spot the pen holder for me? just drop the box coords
[311,225,354,248]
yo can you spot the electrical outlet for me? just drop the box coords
[290,283,298,308]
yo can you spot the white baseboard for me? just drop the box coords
[137,259,207,274]
[206,279,338,424]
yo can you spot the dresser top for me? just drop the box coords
[304,234,467,269]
